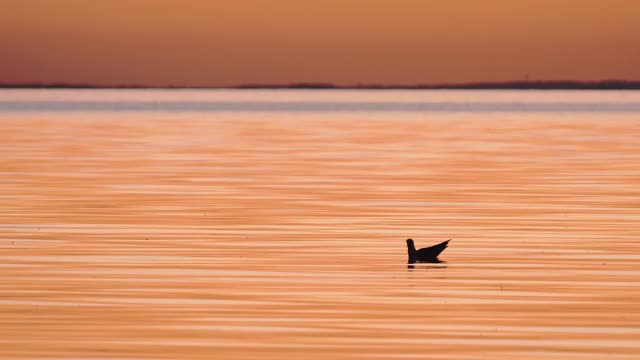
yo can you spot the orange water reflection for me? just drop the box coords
[1,106,639,359]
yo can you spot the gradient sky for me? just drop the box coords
[2,0,639,86]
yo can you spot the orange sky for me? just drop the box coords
[1,0,639,86]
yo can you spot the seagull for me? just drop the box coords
[406,238,450,264]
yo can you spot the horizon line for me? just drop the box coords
[2,79,640,90]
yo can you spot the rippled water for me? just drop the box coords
[1,90,639,359]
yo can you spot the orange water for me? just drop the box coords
[1,104,639,359]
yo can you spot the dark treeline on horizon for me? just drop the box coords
[2,80,640,90]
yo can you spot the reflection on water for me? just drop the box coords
[1,90,639,359]
[407,262,447,270]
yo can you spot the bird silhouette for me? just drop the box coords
[406,238,450,264]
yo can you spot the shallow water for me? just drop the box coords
[1,90,639,359]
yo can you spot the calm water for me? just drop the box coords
[1,90,639,359]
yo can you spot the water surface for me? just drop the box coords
[1,90,639,359]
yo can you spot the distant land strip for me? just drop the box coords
[2,80,640,90]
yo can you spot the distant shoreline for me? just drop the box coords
[2,80,640,90]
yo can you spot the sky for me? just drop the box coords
[1,0,639,86]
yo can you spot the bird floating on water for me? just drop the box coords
[406,238,450,264]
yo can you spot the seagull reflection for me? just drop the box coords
[407,261,447,270]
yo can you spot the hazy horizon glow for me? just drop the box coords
[2,0,639,86]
